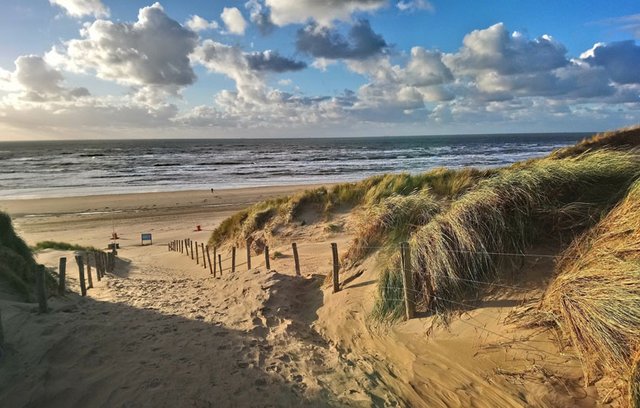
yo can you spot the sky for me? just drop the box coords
[0,0,639,140]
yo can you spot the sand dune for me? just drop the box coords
[0,187,606,407]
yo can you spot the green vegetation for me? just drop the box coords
[0,212,54,300]
[373,151,640,320]
[209,167,494,247]
[347,189,441,262]
[33,241,97,252]
[541,179,640,393]
[550,125,640,159]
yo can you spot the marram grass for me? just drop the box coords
[542,179,640,390]
[209,167,493,246]
[373,151,640,321]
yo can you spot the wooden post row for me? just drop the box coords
[190,241,194,260]
[218,254,222,276]
[76,255,87,297]
[195,242,200,265]
[292,243,300,276]
[201,243,207,269]
[331,243,340,293]
[58,257,67,296]
[264,246,270,270]
[400,242,416,320]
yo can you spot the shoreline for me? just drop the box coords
[0,183,328,221]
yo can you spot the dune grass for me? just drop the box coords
[373,151,640,321]
[346,190,441,262]
[209,168,494,247]
[33,241,97,252]
[0,212,56,300]
[550,125,640,159]
[540,179,640,390]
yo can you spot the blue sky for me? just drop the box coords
[0,0,638,140]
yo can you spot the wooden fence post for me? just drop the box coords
[94,252,101,282]
[206,246,213,275]
[213,247,217,276]
[190,241,194,260]
[201,243,207,269]
[35,265,48,313]
[185,240,189,257]
[231,247,236,273]
[58,257,66,296]
[292,243,301,276]
[218,254,222,276]
[195,242,200,265]
[265,246,270,270]
[86,253,93,289]
[331,243,340,293]
[400,242,416,320]
[246,240,252,270]
[75,255,87,296]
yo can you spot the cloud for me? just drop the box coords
[245,0,276,35]
[594,14,640,39]
[444,23,568,76]
[186,15,219,32]
[3,55,89,102]
[296,19,387,60]
[221,7,248,35]
[49,3,197,96]
[396,0,434,12]
[49,0,109,18]
[246,51,307,72]
[265,0,386,26]
[580,41,640,84]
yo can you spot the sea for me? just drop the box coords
[0,133,590,199]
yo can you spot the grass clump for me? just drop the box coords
[550,125,640,159]
[347,190,441,262]
[0,212,55,300]
[540,179,640,391]
[373,151,640,320]
[33,241,97,252]
[209,168,493,248]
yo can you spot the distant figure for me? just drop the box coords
[210,188,214,193]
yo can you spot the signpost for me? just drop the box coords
[141,233,152,246]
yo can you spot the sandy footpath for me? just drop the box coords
[0,186,601,407]
[0,186,399,407]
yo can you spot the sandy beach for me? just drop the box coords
[0,183,604,407]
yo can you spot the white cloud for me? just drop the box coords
[221,7,248,35]
[265,0,387,26]
[186,15,219,32]
[396,0,434,12]
[1,55,90,102]
[48,3,197,100]
[49,0,109,18]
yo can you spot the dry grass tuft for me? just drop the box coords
[550,125,640,159]
[346,190,441,262]
[541,179,640,389]
[373,151,640,320]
